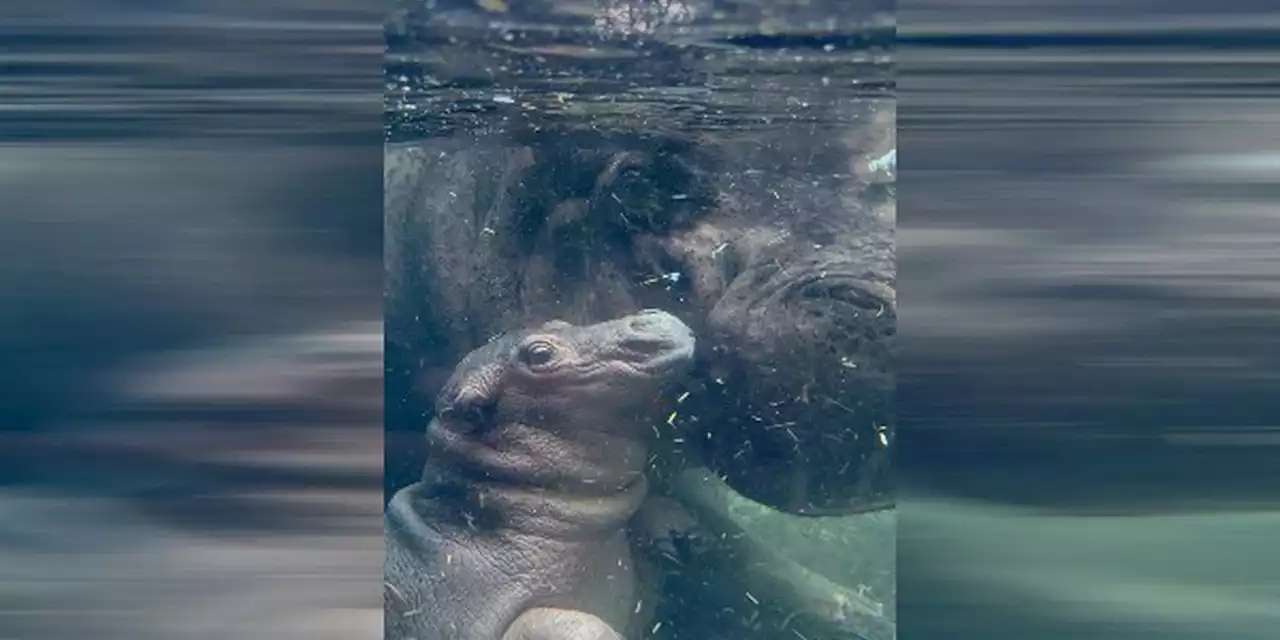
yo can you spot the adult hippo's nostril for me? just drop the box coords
[796,276,889,312]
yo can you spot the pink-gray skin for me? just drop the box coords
[384,311,694,640]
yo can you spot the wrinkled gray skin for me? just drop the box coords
[384,311,695,640]
[647,133,896,515]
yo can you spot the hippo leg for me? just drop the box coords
[636,469,896,640]
[502,608,624,640]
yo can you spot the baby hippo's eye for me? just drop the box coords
[519,340,558,369]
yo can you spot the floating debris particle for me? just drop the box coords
[640,271,682,287]
[869,148,896,176]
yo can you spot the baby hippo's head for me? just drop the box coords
[436,310,696,439]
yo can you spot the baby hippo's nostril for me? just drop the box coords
[618,337,669,356]
[628,309,664,330]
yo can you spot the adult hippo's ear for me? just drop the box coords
[437,362,504,432]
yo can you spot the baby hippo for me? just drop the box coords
[385,310,696,640]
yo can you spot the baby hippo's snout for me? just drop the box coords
[604,309,696,375]
[628,309,693,344]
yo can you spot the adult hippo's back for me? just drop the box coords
[384,311,695,640]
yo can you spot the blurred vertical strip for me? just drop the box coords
[899,2,1280,639]
[0,1,384,639]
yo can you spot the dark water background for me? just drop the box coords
[1,1,1278,639]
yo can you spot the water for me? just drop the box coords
[385,2,892,139]
[384,1,896,638]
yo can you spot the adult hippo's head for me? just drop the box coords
[628,134,896,515]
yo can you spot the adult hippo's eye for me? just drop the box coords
[519,340,559,369]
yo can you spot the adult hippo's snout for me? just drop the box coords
[711,258,894,357]
[693,248,896,515]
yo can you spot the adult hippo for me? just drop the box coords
[385,118,896,638]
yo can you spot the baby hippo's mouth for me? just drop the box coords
[607,309,696,375]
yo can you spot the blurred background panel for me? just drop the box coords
[0,2,384,639]
[898,1,1280,639]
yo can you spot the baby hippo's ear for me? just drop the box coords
[437,363,504,431]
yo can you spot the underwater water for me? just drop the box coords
[384,1,896,639]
